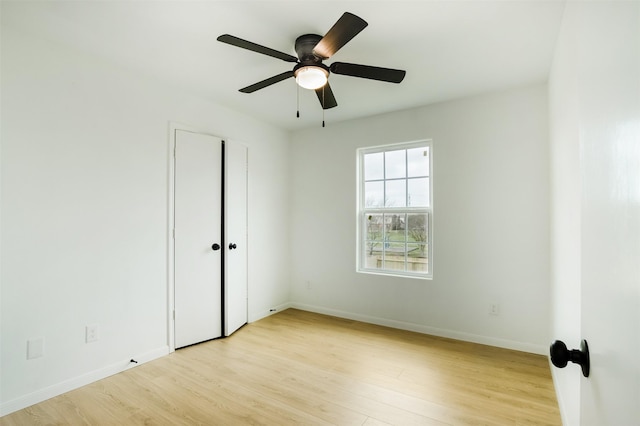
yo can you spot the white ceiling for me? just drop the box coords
[4,0,566,130]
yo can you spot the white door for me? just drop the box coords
[578,2,640,424]
[224,141,248,336]
[174,130,222,348]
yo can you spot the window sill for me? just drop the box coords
[357,269,432,280]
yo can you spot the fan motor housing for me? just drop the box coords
[295,34,323,62]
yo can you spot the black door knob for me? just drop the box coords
[229,243,237,250]
[211,243,221,251]
[550,339,590,377]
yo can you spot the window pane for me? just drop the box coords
[407,147,429,177]
[364,214,384,270]
[364,152,384,181]
[407,243,427,257]
[385,149,406,179]
[385,179,406,207]
[364,253,382,270]
[365,181,384,207]
[383,243,406,271]
[407,213,428,246]
[386,214,406,241]
[365,214,384,243]
[407,244,428,272]
[408,177,429,207]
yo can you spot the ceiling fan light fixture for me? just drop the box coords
[294,66,329,90]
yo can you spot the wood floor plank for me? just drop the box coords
[1,309,561,425]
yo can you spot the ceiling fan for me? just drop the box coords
[217,12,406,112]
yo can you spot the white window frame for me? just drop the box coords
[357,140,433,279]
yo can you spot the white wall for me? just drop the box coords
[0,24,290,414]
[290,84,550,354]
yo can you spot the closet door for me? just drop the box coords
[174,130,222,348]
[224,141,248,336]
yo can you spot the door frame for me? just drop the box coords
[167,122,226,352]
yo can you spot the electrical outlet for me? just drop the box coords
[489,303,500,316]
[86,324,99,343]
[27,337,44,359]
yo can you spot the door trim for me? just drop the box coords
[220,141,226,338]
[167,122,226,352]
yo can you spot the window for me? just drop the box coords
[358,141,432,278]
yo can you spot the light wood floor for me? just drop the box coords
[1,309,561,425]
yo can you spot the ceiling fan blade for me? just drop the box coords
[217,34,299,63]
[315,83,338,109]
[312,12,368,59]
[330,62,406,83]
[239,71,295,93]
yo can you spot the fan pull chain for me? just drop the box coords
[322,86,325,128]
[296,84,300,118]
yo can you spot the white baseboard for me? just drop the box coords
[290,302,547,355]
[0,346,169,417]
[248,301,292,323]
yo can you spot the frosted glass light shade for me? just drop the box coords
[295,66,328,90]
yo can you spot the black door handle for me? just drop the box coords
[229,243,237,250]
[211,243,221,251]
[550,339,590,377]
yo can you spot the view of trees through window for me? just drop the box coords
[359,142,431,277]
